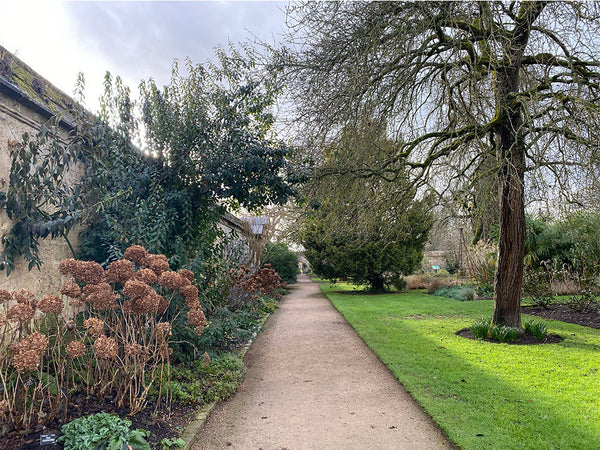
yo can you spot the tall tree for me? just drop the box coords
[280,1,600,327]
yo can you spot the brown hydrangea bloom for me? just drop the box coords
[187,309,207,327]
[12,349,41,373]
[94,336,118,359]
[60,278,81,298]
[157,297,168,315]
[83,283,118,311]
[7,303,34,323]
[145,254,170,276]
[185,298,202,311]
[59,258,78,276]
[158,271,189,290]
[122,300,135,314]
[134,268,158,285]
[72,261,105,284]
[193,326,205,336]
[0,313,4,326]
[179,284,198,301]
[202,351,210,367]
[0,289,12,302]
[27,332,49,355]
[124,343,143,357]
[14,289,37,308]
[123,279,153,300]
[105,259,135,284]
[132,291,161,314]
[83,318,105,337]
[38,295,64,315]
[0,399,8,413]
[155,322,172,341]
[66,341,86,358]
[178,269,195,282]
[123,245,148,267]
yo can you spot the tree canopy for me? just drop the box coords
[280,1,600,326]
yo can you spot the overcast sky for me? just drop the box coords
[0,1,289,111]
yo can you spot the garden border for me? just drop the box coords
[180,311,272,449]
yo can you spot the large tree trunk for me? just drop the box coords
[491,3,545,327]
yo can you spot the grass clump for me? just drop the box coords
[489,325,521,343]
[434,285,476,301]
[470,316,491,339]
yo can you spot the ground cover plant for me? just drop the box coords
[320,282,600,449]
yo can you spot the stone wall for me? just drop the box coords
[0,46,81,297]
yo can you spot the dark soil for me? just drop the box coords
[522,303,600,329]
[1,396,197,450]
[456,328,564,345]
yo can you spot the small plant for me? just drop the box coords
[489,325,521,343]
[470,317,491,339]
[523,319,548,340]
[161,437,186,449]
[433,285,475,301]
[58,412,150,450]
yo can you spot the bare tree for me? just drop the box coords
[279,1,600,327]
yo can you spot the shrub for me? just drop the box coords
[426,276,448,294]
[465,241,497,295]
[523,319,548,340]
[58,412,150,450]
[262,242,299,284]
[522,264,556,308]
[433,285,475,301]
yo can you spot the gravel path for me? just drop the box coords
[192,275,453,450]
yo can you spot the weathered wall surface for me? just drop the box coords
[0,46,81,297]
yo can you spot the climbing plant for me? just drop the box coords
[0,117,90,274]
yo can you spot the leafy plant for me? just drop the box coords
[523,319,548,340]
[489,325,521,343]
[470,317,491,340]
[161,437,186,449]
[522,263,556,308]
[58,412,150,450]
[262,242,299,283]
[433,285,475,301]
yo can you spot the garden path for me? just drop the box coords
[192,275,453,450]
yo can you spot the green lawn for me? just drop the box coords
[320,283,600,450]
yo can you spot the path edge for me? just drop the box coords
[181,311,272,450]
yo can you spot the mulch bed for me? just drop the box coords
[522,304,600,329]
[1,396,198,450]
[457,303,600,345]
[456,327,564,345]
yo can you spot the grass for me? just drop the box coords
[320,282,600,450]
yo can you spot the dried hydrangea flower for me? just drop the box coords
[193,326,206,336]
[83,317,105,337]
[83,283,117,311]
[38,295,64,315]
[60,278,81,298]
[66,341,86,358]
[179,285,199,302]
[59,258,78,276]
[132,291,161,314]
[7,303,35,323]
[13,289,37,308]
[134,268,158,285]
[187,309,207,327]
[123,279,153,300]
[158,271,189,290]
[94,336,118,359]
[185,298,202,311]
[0,399,8,413]
[0,289,12,302]
[145,254,170,276]
[12,349,41,373]
[105,259,135,284]
[123,245,148,267]
[72,261,105,284]
[178,269,195,282]
[27,332,49,355]
[202,351,210,367]
[124,343,143,357]
[155,322,172,341]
